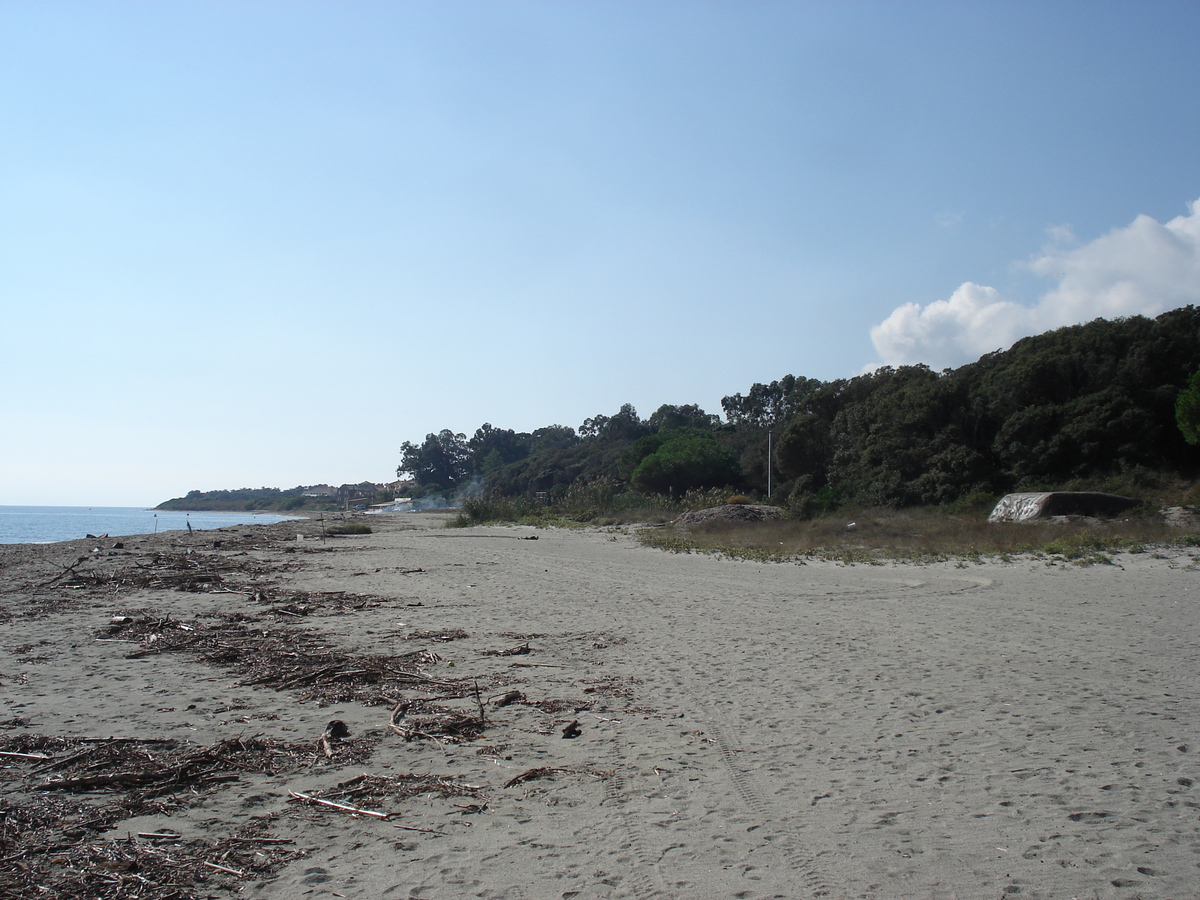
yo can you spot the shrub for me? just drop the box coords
[453,493,529,525]
[326,523,372,535]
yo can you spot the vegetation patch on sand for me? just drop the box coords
[324,522,373,536]
[638,505,1200,565]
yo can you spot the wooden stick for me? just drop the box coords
[0,751,50,760]
[288,790,389,819]
[391,672,459,687]
[202,860,245,876]
[79,737,175,744]
[509,662,570,668]
[388,724,444,744]
[473,678,486,726]
[38,555,89,587]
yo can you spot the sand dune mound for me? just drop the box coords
[673,504,784,527]
[1163,505,1200,528]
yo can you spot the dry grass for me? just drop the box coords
[639,507,1200,564]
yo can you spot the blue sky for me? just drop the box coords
[3,1,1199,506]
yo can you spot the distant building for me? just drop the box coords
[337,482,381,508]
[302,484,336,498]
[387,479,416,497]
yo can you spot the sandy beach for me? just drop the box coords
[2,513,1198,899]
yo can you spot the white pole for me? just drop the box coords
[767,430,773,498]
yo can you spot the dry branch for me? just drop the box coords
[504,766,611,788]
[288,790,390,819]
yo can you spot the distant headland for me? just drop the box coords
[155,481,411,513]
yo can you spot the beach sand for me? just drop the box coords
[1,514,1198,899]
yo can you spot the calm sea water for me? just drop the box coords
[0,506,298,545]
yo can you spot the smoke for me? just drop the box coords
[869,199,1200,371]
[373,477,484,512]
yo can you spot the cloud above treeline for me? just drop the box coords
[869,199,1200,371]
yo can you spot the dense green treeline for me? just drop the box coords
[400,307,1200,514]
[156,487,339,512]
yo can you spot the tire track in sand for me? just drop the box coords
[699,713,832,898]
[599,731,670,899]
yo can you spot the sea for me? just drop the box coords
[0,506,299,545]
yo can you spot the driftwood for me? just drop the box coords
[509,662,571,669]
[0,750,49,760]
[404,628,469,643]
[202,860,246,876]
[30,736,362,799]
[388,697,486,744]
[504,766,611,789]
[102,614,468,707]
[0,741,308,899]
[287,773,484,823]
[481,642,531,657]
[288,790,389,819]
[37,555,89,588]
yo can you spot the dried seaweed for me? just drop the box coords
[0,735,332,900]
[4,734,372,799]
[100,615,473,708]
[250,589,387,618]
[581,675,642,699]
[524,698,595,714]
[291,772,485,817]
[64,551,279,594]
[388,700,485,743]
[0,818,305,900]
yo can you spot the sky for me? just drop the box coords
[2,1,1199,506]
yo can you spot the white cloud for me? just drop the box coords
[869,199,1200,370]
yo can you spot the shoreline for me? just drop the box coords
[0,507,311,547]
[1,515,1197,898]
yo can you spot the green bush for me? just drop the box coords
[326,523,372,535]
[453,493,533,525]
[630,433,740,495]
[1177,368,1200,444]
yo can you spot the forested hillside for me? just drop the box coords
[402,307,1200,514]
[156,487,337,512]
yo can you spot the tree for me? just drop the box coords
[629,432,741,495]
[775,412,832,486]
[618,432,672,481]
[647,404,720,432]
[398,430,471,492]
[468,424,530,474]
[579,403,648,442]
[1177,368,1200,444]
[721,375,825,428]
[529,425,578,454]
